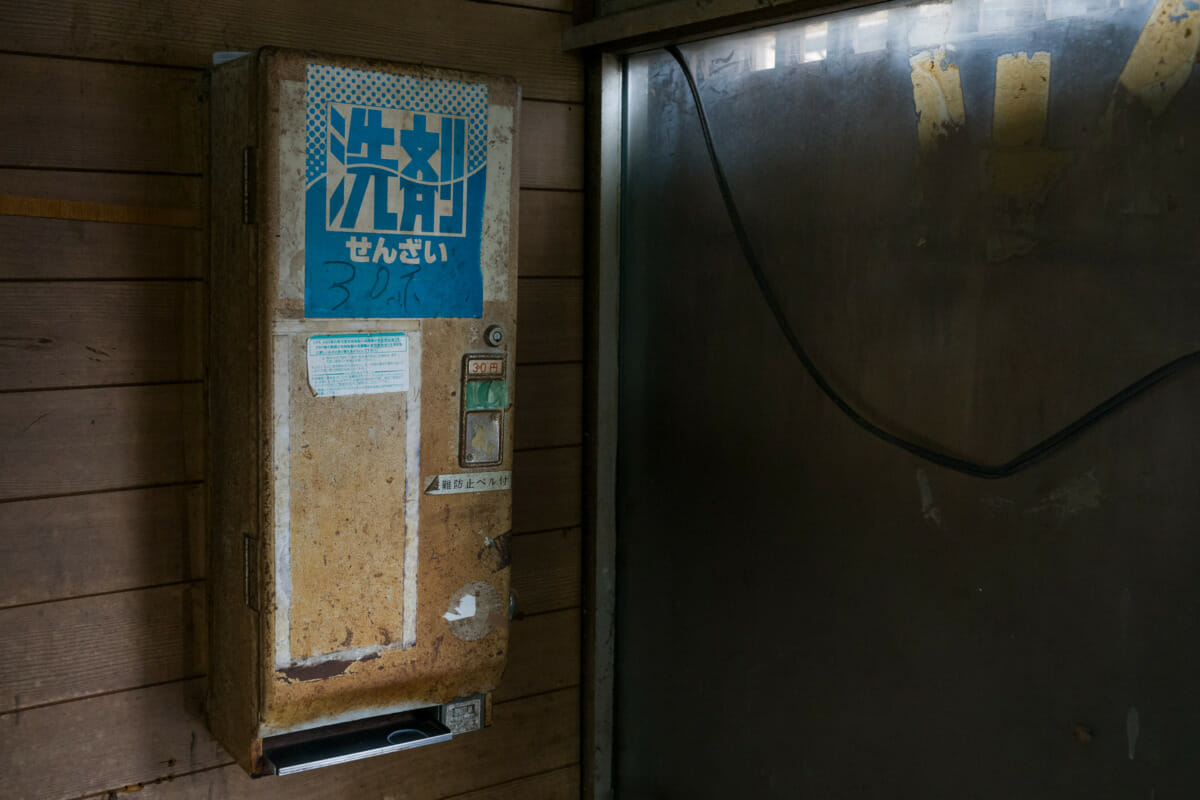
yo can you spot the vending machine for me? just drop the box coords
[207,48,518,776]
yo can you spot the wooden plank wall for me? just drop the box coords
[0,1,584,798]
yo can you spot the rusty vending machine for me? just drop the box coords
[207,49,518,776]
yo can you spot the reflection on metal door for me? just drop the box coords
[616,0,1200,795]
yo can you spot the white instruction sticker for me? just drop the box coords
[307,333,409,397]
[425,471,511,495]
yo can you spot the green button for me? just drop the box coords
[465,380,508,411]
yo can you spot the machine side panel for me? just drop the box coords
[206,53,263,774]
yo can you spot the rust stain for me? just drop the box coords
[909,48,965,153]
[478,531,513,572]
[1118,0,1200,114]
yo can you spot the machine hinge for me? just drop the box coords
[243,533,260,610]
[242,145,257,225]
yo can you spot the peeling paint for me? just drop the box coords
[984,51,1070,210]
[280,658,354,683]
[1026,470,1102,520]
[916,468,944,528]
[478,531,512,573]
[993,51,1051,148]
[909,48,966,152]
[1119,587,1133,639]
[1118,0,1200,115]
[1127,706,1140,760]
[981,495,1016,510]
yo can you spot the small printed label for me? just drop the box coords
[307,333,409,397]
[467,357,504,377]
[425,470,510,494]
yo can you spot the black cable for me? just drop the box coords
[665,44,1200,479]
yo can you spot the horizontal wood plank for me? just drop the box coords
[515,362,582,450]
[511,527,582,614]
[0,583,202,713]
[0,217,205,279]
[0,169,204,210]
[14,686,579,800]
[0,182,580,280]
[0,678,226,800]
[0,282,203,390]
[513,446,581,532]
[0,1,581,103]
[495,608,580,702]
[0,530,577,711]
[0,485,203,608]
[517,190,584,277]
[0,383,204,501]
[0,54,205,173]
[0,496,577,611]
[516,278,583,364]
[440,764,581,800]
[521,101,584,190]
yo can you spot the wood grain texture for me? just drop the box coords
[0,478,575,614]
[0,485,203,607]
[0,194,203,228]
[0,685,578,800]
[0,216,205,279]
[0,583,202,713]
[0,530,577,713]
[0,54,205,173]
[515,362,583,450]
[0,276,577,391]
[0,0,582,102]
[0,678,226,800]
[517,190,584,277]
[0,383,204,501]
[513,446,582,533]
[0,169,204,210]
[441,765,581,799]
[517,278,584,364]
[495,608,581,702]
[0,282,203,390]
[521,102,585,190]
[511,527,581,613]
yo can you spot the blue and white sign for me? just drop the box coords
[304,64,488,318]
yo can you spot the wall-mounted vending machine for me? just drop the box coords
[208,48,518,776]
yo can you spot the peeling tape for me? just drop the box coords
[273,334,294,669]
[482,104,513,302]
[402,333,423,649]
[444,581,503,642]
[909,48,966,153]
[993,51,1051,148]
[1119,0,1200,115]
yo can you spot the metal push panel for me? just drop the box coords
[209,48,519,776]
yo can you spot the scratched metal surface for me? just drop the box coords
[615,0,1200,795]
[209,50,518,772]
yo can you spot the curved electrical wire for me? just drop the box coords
[665,44,1200,479]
